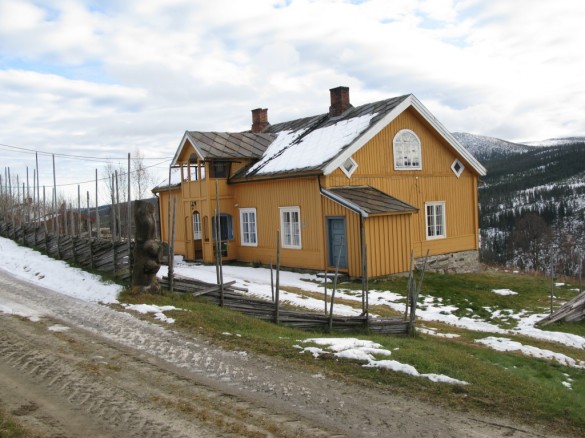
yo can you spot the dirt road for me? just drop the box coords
[0,269,555,437]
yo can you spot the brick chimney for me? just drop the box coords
[329,86,351,117]
[251,108,269,133]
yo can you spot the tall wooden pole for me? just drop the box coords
[35,152,40,226]
[111,174,116,241]
[328,238,344,331]
[52,154,57,234]
[32,169,36,224]
[167,165,172,269]
[43,186,47,234]
[215,179,224,306]
[95,169,100,239]
[26,166,29,225]
[77,185,81,237]
[127,153,132,270]
[170,196,177,293]
[275,230,280,324]
[86,191,91,238]
[115,170,121,240]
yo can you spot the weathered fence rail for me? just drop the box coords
[1,221,411,335]
[160,275,410,334]
[0,222,130,282]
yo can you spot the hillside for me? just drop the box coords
[472,140,585,274]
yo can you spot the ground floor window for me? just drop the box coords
[240,208,257,246]
[425,201,446,239]
[280,206,301,249]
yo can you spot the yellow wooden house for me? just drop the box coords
[153,87,486,278]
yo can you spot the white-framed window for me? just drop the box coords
[425,201,446,239]
[192,212,202,240]
[240,208,258,246]
[340,156,358,178]
[451,159,464,177]
[280,206,301,249]
[393,129,422,170]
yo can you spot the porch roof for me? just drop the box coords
[321,186,418,218]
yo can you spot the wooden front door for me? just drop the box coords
[327,217,348,268]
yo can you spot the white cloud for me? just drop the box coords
[1,0,584,198]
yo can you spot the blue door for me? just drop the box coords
[327,217,348,268]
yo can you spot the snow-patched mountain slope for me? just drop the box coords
[452,132,531,161]
[524,136,585,147]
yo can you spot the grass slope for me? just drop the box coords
[119,270,585,436]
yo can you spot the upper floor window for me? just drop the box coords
[210,161,230,178]
[340,156,358,178]
[393,129,422,170]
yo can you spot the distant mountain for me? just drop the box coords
[476,141,585,274]
[523,136,585,147]
[452,132,531,161]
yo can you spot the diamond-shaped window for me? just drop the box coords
[451,159,464,177]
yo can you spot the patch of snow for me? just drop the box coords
[48,324,70,332]
[418,327,460,338]
[0,237,122,304]
[0,301,43,322]
[300,337,467,385]
[476,337,585,368]
[123,304,181,324]
[492,289,518,296]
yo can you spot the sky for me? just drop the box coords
[1,0,584,202]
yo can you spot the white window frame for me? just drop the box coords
[451,158,464,177]
[280,206,302,249]
[192,212,202,240]
[425,201,446,240]
[393,129,422,170]
[340,156,358,178]
[239,208,258,247]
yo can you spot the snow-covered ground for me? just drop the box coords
[1,236,584,387]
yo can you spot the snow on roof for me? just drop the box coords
[246,112,378,176]
[152,168,182,191]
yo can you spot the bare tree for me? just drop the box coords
[512,213,552,273]
[132,149,155,200]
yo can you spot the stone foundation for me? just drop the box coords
[415,250,480,274]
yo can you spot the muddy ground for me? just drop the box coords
[0,269,556,437]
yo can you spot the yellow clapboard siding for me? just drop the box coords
[324,108,479,260]
[231,178,326,271]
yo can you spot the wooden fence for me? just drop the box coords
[0,220,412,335]
[0,222,131,282]
[160,275,411,335]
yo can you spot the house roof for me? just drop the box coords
[151,168,182,192]
[321,186,418,218]
[171,132,275,164]
[171,91,487,181]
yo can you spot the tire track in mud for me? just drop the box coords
[0,271,346,437]
[0,268,555,438]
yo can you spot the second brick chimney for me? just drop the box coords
[251,108,269,133]
[329,86,351,117]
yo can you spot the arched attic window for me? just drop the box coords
[393,129,422,170]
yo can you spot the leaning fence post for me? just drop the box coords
[169,196,177,293]
[328,238,344,331]
[275,231,281,324]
